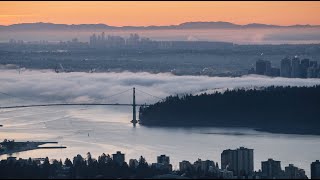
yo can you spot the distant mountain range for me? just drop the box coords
[0,21,319,31]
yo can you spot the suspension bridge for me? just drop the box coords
[0,87,163,125]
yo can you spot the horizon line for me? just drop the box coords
[1,21,320,27]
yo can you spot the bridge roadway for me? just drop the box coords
[0,103,148,109]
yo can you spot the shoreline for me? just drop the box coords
[0,141,66,156]
[139,123,320,136]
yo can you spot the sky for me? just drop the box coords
[1,1,320,26]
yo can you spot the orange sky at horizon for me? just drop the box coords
[1,1,320,26]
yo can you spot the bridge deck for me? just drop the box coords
[0,103,148,109]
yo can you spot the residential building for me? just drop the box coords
[221,149,237,172]
[291,57,301,78]
[112,151,125,166]
[261,158,283,179]
[280,58,292,77]
[256,59,267,75]
[157,155,170,164]
[152,154,172,172]
[179,160,193,173]
[200,160,215,173]
[284,164,308,179]
[265,60,272,76]
[221,147,254,177]
[300,58,310,78]
[311,160,320,179]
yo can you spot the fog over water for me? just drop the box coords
[1,69,320,105]
[0,69,320,176]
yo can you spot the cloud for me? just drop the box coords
[0,69,320,107]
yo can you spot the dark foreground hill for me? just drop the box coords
[139,86,320,135]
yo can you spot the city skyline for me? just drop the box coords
[1,1,320,179]
[0,145,316,179]
[1,1,320,26]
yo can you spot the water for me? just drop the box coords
[0,70,320,177]
[0,106,319,177]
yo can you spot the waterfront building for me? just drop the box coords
[311,160,320,179]
[291,57,301,78]
[284,164,308,179]
[221,147,254,177]
[261,158,283,179]
[280,58,292,77]
[112,151,125,166]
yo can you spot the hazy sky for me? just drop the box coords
[1,1,320,26]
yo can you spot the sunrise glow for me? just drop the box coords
[1,1,320,26]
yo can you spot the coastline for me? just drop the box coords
[0,141,66,156]
[139,123,320,136]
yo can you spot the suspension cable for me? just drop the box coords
[135,89,164,100]
[0,88,133,104]
[103,88,132,101]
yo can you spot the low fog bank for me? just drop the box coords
[1,28,320,44]
[0,69,320,106]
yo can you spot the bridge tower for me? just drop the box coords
[131,87,138,124]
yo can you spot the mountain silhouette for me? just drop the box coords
[0,21,318,31]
